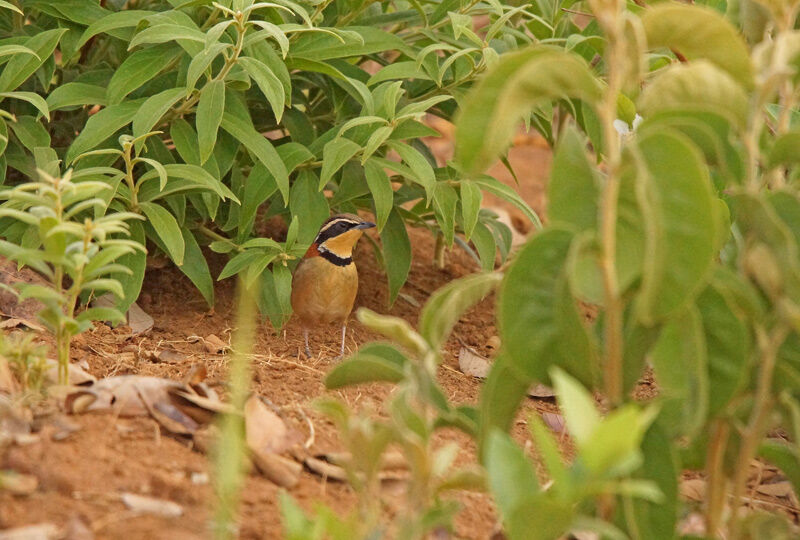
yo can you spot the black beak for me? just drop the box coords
[356,222,376,229]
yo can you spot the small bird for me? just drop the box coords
[291,213,375,358]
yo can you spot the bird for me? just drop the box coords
[291,213,375,358]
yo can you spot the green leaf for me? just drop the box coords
[367,61,432,86]
[289,170,330,245]
[325,343,407,388]
[632,422,680,540]
[485,429,539,520]
[128,24,206,49]
[186,42,230,95]
[642,4,754,89]
[697,282,750,417]
[769,130,800,169]
[580,404,658,476]
[0,29,66,92]
[319,137,360,190]
[432,182,458,245]
[548,125,598,232]
[106,45,181,105]
[419,272,502,351]
[472,175,541,229]
[506,494,573,540]
[259,264,293,330]
[196,80,226,165]
[0,92,49,120]
[131,87,185,150]
[364,159,393,232]
[455,47,602,174]
[75,9,155,49]
[75,306,125,324]
[386,140,434,194]
[550,368,600,446]
[380,208,411,305]
[46,82,107,111]
[221,109,289,203]
[651,306,709,439]
[290,26,406,61]
[237,56,285,122]
[10,116,50,152]
[66,100,143,164]
[499,228,596,387]
[113,220,147,313]
[634,130,716,323]
[139,201,185,265]
[178,227,214,307]
[219,251,263,281]
[460,181,481,241]
[639,60,749,128]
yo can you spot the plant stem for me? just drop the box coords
[212,278,258,539]
[595,9,625,406]
[705,418,730,536]
[433,233,445,269]
[728,324,789,540]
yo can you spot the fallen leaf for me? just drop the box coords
[458,347,490,378]
[155,349,185,364]
[528,383,555,398]
[192,424,220,454]
[304,456,348,482]
[127,302,154,335]
[120,492,183,518]
[486,335,501,350]
[756,480,794,498]
[0,470,38,495]
[168,387,234,425]
[251,451,302,488]
[62,516,93,540]
[542,412,566,433]
[203,334,229,354]
[680,478,707,502]
[63,375,177,416]
[245,396,290,455]
[44,360,96,386]
[0,524,59,540]
[0,318,44,331]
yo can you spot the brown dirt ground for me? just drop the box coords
[0,127,559,539]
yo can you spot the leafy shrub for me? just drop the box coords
[0,169,143,383]
[324,0,800,538]
[0,0,541,327]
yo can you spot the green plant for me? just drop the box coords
[280,273,501,538]
[0,168,144,384]
[0,0,541,326]
[0,330,48,394]
[452,0,800,538]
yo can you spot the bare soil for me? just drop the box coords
[0,127,559,539]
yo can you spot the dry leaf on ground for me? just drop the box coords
[202,334,229,354]
[0,524,59,540]
[680,478,707,502]
[0,470,38,495]
[458,347,490,378]
[120,492,183,517]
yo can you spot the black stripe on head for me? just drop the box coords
[314,214,363,244]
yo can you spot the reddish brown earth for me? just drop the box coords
[0,127,559,539]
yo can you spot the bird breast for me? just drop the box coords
[291,257,359,326]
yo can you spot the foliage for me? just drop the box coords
[454,0,800,538]
[303,0,800,539]
[0,169,143,383]
[0,330,48,395]
[0,0,540,326]
[281,273,500,539]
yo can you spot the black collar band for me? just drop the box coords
[319,247,352,266]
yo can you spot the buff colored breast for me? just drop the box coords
[290,256,359,326]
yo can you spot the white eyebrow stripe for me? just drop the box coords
[318,218,360,234]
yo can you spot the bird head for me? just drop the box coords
[313,214,375,260]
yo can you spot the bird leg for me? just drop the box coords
[303,328,311,358]
[339,324,347,359]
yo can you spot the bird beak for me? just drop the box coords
[356,222,376,229]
